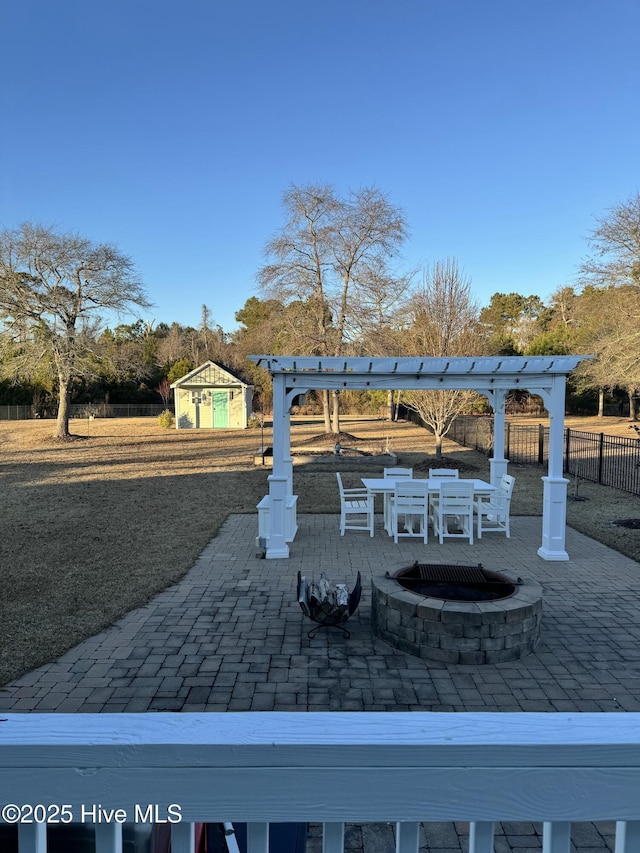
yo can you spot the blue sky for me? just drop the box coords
[1,0,638,334]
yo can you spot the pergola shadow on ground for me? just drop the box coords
[248,355,591,560]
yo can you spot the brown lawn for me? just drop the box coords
[508,414,640,438]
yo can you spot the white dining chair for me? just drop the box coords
[382,468,413,530]
[336,472,374,537]
[384,467,413,479]
[389,480,429,544]
[427,468,459,512]
[430,480,474,545]
[475,473,515,538]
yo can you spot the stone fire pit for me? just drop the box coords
[371,563,543,664]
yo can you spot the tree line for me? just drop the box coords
[1,188,639,440]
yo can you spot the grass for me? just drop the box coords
[1,414,639,687]
[507,413,640,438]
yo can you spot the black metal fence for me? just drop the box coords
[449,415,640,496]
[563,428,640,494]
[0,403,166,421]
[448,415,494,455]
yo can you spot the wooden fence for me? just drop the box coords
[0,404,166,421]
[449,415,640,496]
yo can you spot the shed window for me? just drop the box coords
[191,391,209,405]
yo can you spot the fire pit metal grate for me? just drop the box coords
[408,563,487,584]
[391,562,516,602]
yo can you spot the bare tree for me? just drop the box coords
[576,193,640,417]
[580,191,640,288]
[573,285,640,419]
[349,258,416,421]
[156,322,190,366]
[549,286,579,331]
[155,378,173,408]
[258,184,337,430]
[0,223,150,438]
[349,256,414,339]
[402,259,484,457]
[199,303,227,363]
[328,187,407,432]
[258,183,407,432]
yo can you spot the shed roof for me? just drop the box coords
[170,360,251,389]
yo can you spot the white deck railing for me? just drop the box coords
[2,711,640,852]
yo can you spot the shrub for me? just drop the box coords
[158,409,174,429]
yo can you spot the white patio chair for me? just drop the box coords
[475,473,515,539]
[430,480,474,545]
[427,468,459,511]
[382,468,413,531]
[389,480,429,544]
[383,467,413,479]
[336,472,374,537]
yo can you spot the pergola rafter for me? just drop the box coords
[249,355,592,561]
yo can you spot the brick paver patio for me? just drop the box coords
[2,512,638,851]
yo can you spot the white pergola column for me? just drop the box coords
[486,389,508,487]
[265,373,290,559]
[537,377,570,561]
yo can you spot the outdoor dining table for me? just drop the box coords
[361,476,496,536]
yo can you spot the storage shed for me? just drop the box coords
[170,361,253,429]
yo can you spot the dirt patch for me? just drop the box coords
[292,448,380,457]
[293,430,390,458]
[413,456,480,475]
[296,431,365,446]
[613,518,640,529]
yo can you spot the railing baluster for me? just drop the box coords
[247,821,269,853]
[395,821,419,853]
[615,820,640,852]
[469,821,495,853]
[95,823,123,853]
[17,823,47,853]
[171,822,195,853]
[543,820,570,853]
[323,821,345,852]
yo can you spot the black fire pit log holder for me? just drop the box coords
[297,571,362,639]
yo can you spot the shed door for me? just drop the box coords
[213,392,229,428]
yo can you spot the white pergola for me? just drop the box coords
[248,355,592,562]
